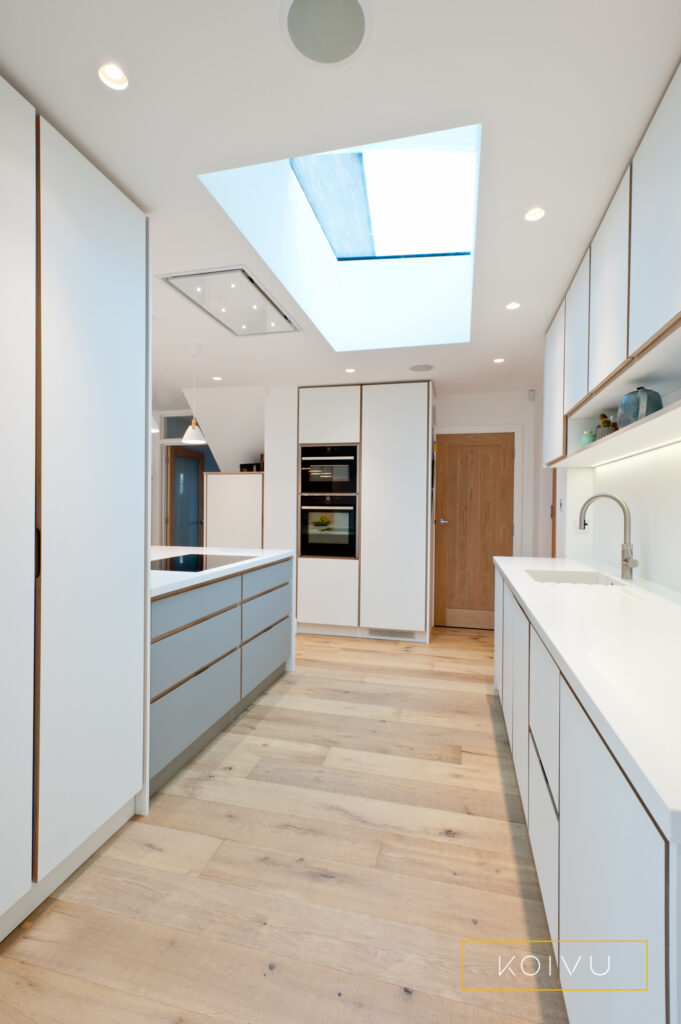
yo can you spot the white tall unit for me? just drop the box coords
[0,77,36,915]
[36,119,147,879]
[542,301,565,464]
[359,382,430,632]
[298,385,361,444]
[629,63,681,355]
[205,473,263,548]
[588,168,630,390]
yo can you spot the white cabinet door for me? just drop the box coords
[560,680,666,1024]
[36,120,147,880]
[588,169,630,390]
[298,386,361,444]
[501,582,514,741]
[0,75,35,915]
[510,594,529,819]
[630,64,681,355]
[205,473,263,548]
[564,250,590,412]
[528,740,558,953]
[297,558,359,627]
[542,302,565,465]
[529,628,560,807]
[359,383,429,632]
[493,570,503,696]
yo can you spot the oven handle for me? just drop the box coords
[300,456,355,461]
[301,505,354,510]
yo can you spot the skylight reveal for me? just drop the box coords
[290,142,478,261]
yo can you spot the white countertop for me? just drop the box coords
[495,556,681,842]
[150,546,295,599]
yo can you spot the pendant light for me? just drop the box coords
[182,343,206,445]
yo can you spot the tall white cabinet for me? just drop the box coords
[0,77,36,917]
[543,301,565,464]
[588,169,630,390]
[35,119,147,880]
[360,382,430,632]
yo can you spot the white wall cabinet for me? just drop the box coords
[588,168,630,390]
[563,251,590,412]
[359,382,429,632]
[560,680,666,1023]
[629,64,681,355]
[297,558,359,627]
[298,385,360,444]
[543,301,565,465]
[0,76,36,917]
[36,119,147,880]
[205,473,263,548]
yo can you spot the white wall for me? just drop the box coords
[434,389,550,557]
[185,385,265,471]
[263,386,298,550]
[558,444,681,593]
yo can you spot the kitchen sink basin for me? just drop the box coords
[526,569,620,586]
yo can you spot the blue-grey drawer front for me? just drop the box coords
[241,617,291,697]
[242,584,291,642]
[150,605,241,699]
[150,650,240,777]
[151,575,241,640]
[242,560,292,600]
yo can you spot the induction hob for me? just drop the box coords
[150,554,251,573]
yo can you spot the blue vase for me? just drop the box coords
[617,386,663,427]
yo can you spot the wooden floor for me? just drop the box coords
[0,629,568,1023]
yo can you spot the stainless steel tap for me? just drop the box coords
[577,493,639,580]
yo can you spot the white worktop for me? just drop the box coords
[150,546,295,599]
[495,556,681,842]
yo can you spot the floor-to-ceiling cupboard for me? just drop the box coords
[0,73,149,938]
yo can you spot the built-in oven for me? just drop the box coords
[299,494,357,558]
[300,445,358,494]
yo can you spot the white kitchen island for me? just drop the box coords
[494,556,681,1024]
[150,546,295,792]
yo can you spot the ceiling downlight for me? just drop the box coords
[164,267,298,337]
[98,63,128,90]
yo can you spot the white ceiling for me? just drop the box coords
[1,1,681,407]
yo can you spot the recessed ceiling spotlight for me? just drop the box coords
[252,304,258,310]
[230,282,236,288]
[241,324,247,330]
[195,286,202,293]
[98,63,128,91]
[505,301,520,310]
[524,207,545,222]
[493,357,505,364]
[409,363,433,372]
[345,368,356,373]
[212,376,223,381]
[270,321,276,327]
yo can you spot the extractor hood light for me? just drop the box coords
[98,63,128,91]
[165,267,298,337]
[524,206,545,222]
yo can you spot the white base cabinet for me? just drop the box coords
[560,681,666,1024]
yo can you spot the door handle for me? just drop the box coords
[438,518,449,524]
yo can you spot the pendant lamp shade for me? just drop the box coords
[182,417,206,444]
[182,344,206,445]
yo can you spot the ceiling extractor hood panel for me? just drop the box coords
[164,267,298,336]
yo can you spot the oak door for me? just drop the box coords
[434,432,514,629]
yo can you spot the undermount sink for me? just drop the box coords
[526,569,620,586]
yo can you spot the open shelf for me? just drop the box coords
[554,397,681,468]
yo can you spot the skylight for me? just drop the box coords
[199,124,481,353]
[290,145,478,260]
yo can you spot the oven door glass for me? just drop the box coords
[300,504,356,557]
[300,447,357,493]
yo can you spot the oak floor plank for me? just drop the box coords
[323,746,518,794]
[247,758,525,823]
[97,820,223,876]
[3,900,517,1024]
[256,690,404,722]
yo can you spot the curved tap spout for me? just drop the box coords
[577,493,638,580]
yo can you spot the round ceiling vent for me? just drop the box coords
[410,363,434,372]
[287,0,366,64]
